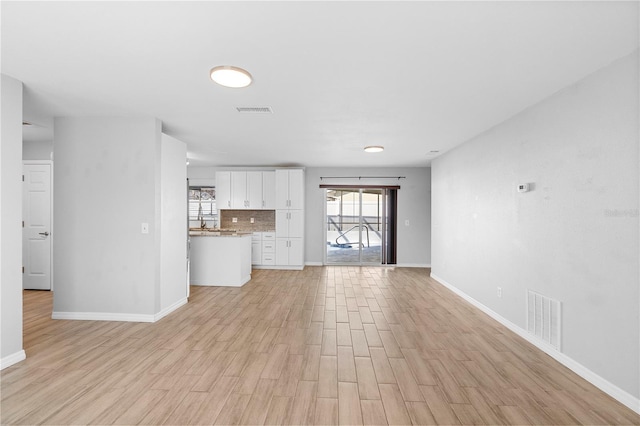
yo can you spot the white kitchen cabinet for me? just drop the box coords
[275,169,304,210]
[216,171,232,209]
[276,238,303,266]
[231,171,267,210]
[262,171,276,209]
[231,171,247,209]
[251,232,262,265]
[252,232,276,266]
[247,171,263,209]
[262,232,276,265]
[251,241,262,264]
[275,210,303,239]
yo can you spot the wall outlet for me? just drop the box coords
[497,287,502,298]
[250,218,255,223]
[141,223,149,234]
[232,217,238,223]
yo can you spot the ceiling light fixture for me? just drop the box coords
[210,65,252,88]
[364,146,384,153]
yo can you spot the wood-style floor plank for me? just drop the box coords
[3,267,639,425]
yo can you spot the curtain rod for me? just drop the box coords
[320,176,406,181]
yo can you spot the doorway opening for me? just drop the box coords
[23,161,53,290]
[323,186,397,265]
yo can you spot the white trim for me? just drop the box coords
[52,298,189,323]
[52,311,156,323]
[252,265,304,271]
[430,272,640,415]
[154,297,188,322]
[0,350,26,370]
[305,261,323,266]
[395,263,431,268]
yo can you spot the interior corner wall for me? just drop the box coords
[431,51,639,400]
[53,117,160,318]
[1,74,25,367]
[160,133,187,312]
[304,167,431,266]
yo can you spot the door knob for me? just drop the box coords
[39,231,49,237]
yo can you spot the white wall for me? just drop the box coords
[160,134,187,312]
[0,75,26,368]
[53,117,161,318]
[23,140,53,161]
[305,167,431,266]
[432,51,639,402]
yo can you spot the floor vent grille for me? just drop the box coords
[527,290,561,350]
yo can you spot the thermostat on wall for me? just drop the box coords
[517,183,530,193]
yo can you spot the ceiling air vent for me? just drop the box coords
[235,106,273,114]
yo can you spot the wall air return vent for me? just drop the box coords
[527,290,561,350]
[235,106,273,114]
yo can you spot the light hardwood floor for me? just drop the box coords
[2,267,639,425]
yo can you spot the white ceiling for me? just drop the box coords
[3,1,638,167]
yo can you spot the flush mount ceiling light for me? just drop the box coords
[364,145,384,153]
[210,65,252,88]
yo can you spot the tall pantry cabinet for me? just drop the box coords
[275,169,304,268]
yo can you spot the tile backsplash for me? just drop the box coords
[220,210,275,232]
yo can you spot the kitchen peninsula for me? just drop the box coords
[189,229,252,287]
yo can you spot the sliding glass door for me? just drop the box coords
[325,187,396,265]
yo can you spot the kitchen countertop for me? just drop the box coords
[189,228,253,237]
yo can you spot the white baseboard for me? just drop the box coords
[0,350,26,370]
[430,273,640,415]
[253,265,305,271]
[52,311,156,322]
[300,263,432,268]
[52,298,189,323]
[154,297,188,322]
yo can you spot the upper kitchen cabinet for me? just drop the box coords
[231,171,263,209]
[216,171,232,209]
[262,171,276,209]
[275,169,304,210]
[216,170,276,210]
[247,172,263,209]
[231,171,248,209]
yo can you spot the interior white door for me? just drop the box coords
[23,163,52,290]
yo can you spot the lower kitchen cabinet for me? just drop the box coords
[276,238,303,268]
[252,232,277,266]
